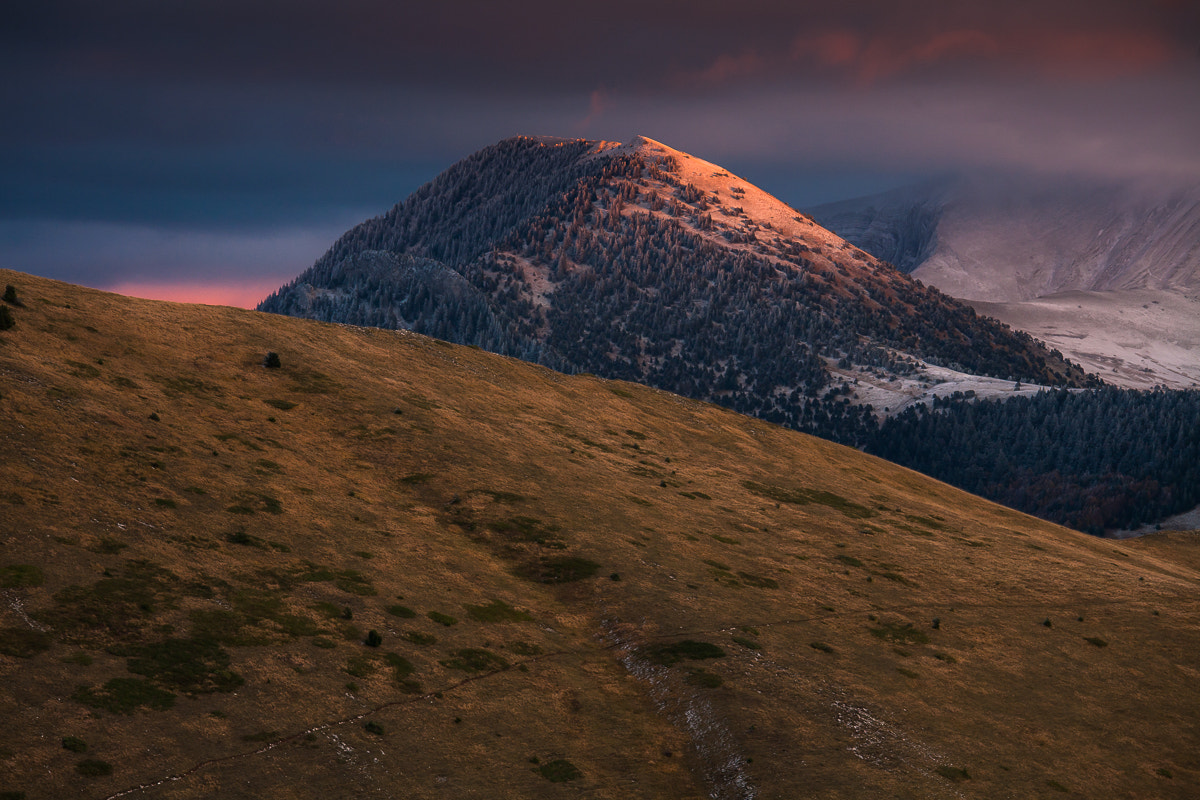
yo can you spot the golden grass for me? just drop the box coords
[1,268,1199,798]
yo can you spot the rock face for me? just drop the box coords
[261,136,1087,444]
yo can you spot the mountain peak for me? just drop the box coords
[261,134,1092,443]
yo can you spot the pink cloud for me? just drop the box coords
[575,88,610,133]
[790,25,1175,87]
[694,50,766,85]
[106,279,285,309]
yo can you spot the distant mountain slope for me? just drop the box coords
[802,179,950,273]
[970,289,1200,390]
[261,136,1090,443]
[810,176,1200,389]
[809,176,1200,302]
[3,269,1199,799]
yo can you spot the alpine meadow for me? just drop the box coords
[2,269,1199,799]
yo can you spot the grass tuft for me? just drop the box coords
[537,758,583,782]
[0,564,44,588]
[72,677,175,714]
[441,648,509,673]
[0,628,52,658]
[517,556,600,584]
[869,621,930,645]
[465,599,533,623]
[936,766,971,782]
[642,640,726,666]
[61,736,87,753]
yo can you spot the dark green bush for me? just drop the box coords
[517,556,600,584]
[61,736,87,753]
[383,652,415,680]
[72,678,175,714]
[0,564,43,588]
[936,766,971,782]
[642,640,726,666]
[364,629,382,647]
[537,758,582,783]
[427,611,458,627]
[869,621,930,645]
[0,628,52,658]
[344,656,376,678]
[122,637,244,694]
[441,648,508,673]
[685,668,723,688]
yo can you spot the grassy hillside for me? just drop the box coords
[1,268,1198,799]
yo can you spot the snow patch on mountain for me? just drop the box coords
[970,290,1200,390]
[812,175,1200,389]
[828,358,1058,418]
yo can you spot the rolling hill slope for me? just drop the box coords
[2,269,1199,799]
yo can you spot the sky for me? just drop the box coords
[3,0,1199,308]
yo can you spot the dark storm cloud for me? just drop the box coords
[6,0,1196,92]
[3,0,1198,298]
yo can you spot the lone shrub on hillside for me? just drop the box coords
[0,305,14,331]
[61,736,87,753]
[364,629,383,647]
[2,285,19,305]
[263,352,281,369]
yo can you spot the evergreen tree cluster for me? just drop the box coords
[868,388,1200,534]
